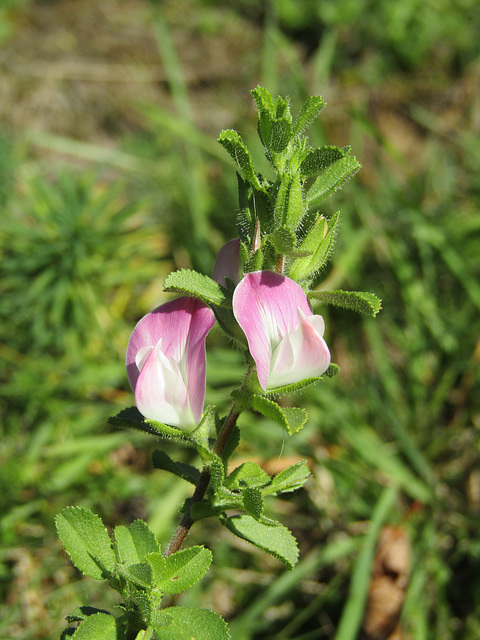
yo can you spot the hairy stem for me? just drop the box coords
[163,403,241,557]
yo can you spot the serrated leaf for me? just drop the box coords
[56,507,115,580]
[300,145,345,177]
[252,395,308,435]
[268,117,293,153]
[225,462,270,490]
[271,226,296,254]
[288,212,340,281]
[252,87,292,153]
[147,546,212,595]
[218,129,263,192]
[151,450,201,485]
[293,95,326,136]
[119,562,153,589]
[208,454,225,492]
[108,406,178,438]
[114,520,159,568]
[265,460,311,495]
[225,515,299,568]
[71,613,117,640]
[163,269,229,308]
[306,156,361,204]
[243,487,264,518]
[66,606,111,624]
[153,607,230,640]
[308,290,383,317]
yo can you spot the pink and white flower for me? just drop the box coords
[126,297,215,429]
[212,238,241,287]
[233,271,330,391]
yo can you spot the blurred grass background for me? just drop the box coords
[0,0,479,638]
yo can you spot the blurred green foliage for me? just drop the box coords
[0,0,479,638]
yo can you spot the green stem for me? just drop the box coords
[163,402,241,557]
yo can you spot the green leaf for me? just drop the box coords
[208,454,225,492]
[108,406,181,439]
[151,450,201,485]
[306,156,361,204]
[114,520,160,567]
[163,269,230,308]
[243,487,264,519]
[300,145,345,176]
[265,460,311,495]
[252,395,308,435]
[293,95,326,136]
[225,515,299,568]
[274,174,304,230]
[288,212,340,281]
[55,507,115,580]
[152,607,230,640]
[225,462,270,490]
[147,546,213,595]
[71,613,117,640]
[252,87,292,153]
[119,562,153,589]
[271,225,296,254]
[308,290,383,317]
[66,606,111,623]
[217,129,264,192]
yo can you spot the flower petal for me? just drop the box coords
[126,297,215,428]
[268,308,330,388]
[212,238,241,286]
[232,271,315,390]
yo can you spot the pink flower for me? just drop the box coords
[126,298,215,429]
[212,238,241,287]
[233,271,330,391]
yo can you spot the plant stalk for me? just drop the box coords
[163,403,241,557]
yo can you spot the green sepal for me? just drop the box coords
[252,395,308,435]
[263,460,311,496]
[70,612,117,640]
[306,156,361,205]
[288,212,340,281]
[243,487,264,519]
[147,546,212,595]
[300,145,346,177]
[293,95,326,136]
[224,515,299,569]
[225,461,270,490]
[152,607,230,640]
[66,606,111,624]
[151,450,201,485]
[55,507,115,581]
[163,269,230,309]
[308,289,383,317]
[217,129,264,192]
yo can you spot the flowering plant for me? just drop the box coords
[56,87,381,640]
